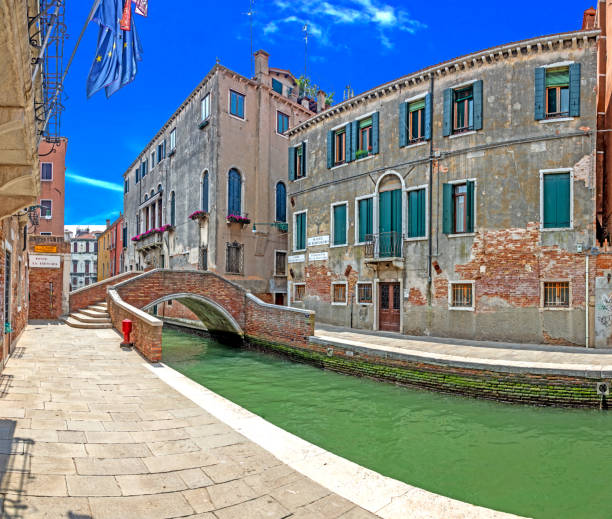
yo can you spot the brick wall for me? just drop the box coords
[28,236,69,320]
[154,300,200,321]
[69,271,140,312]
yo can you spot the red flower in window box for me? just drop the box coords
[226,214,251,225]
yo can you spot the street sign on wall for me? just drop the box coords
[34,245,57,253]
[29,254,61,269]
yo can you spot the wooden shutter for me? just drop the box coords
[288,146,296,180]
[351,121,358,160]
[358,198,373,242]
[346,123,353,162]
[544,173,570,228]
[228,170,241,215]
[442,183,453,234]
[466,180,475,232]
[327,130,334,169]
[379,191,391,234]
[296,213,305,250]
[424,94,432,140]
[473,80,483,131]
[443,89,452,137]
[276,183,286,222]
[534,67,545,120]
[569,63,581,117]
[399,102,408,148]
[202,173,209,212]
[408,189,426,238]
[391,189,402,236]
[301,142,306,177]
[333,204,347,245]
[171,193,176,226]
[371,112,380,154]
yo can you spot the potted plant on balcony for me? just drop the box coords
[226,214,251,226]
[189,210,209,221]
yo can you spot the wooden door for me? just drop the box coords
[379,282,400,332]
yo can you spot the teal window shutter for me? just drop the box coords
[358,198,373,242]
[391,189,402,236]
[346,123,353,162]
[408,189,426,238]
[301,142,307,177]
[569,63,581,117]
[466,180,475,232]
[399,102,408,147]
[443,89,452,137]
[351,121,358,160]
[473,80,483,131]
[272,78,283,94]
[327,130,334,169]
[333,204,347,245]
[543,173,571,228]
[295,213,306,249]
[379,191,391,234]
[288,147,296,180]
[442,183,453,233]
[371,112,380,154]
[424,94,432,140]
[534,68,545,120]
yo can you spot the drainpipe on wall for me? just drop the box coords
[427,74,435,306]
[586,253,590,348]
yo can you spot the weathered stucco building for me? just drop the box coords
[122,51,319,302]
[287,27,600,346]
[97,214,124,281]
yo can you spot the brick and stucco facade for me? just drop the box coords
[36,138,66,236]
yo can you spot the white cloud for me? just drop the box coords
[66,172,123,193]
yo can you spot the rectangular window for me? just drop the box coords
[332,203,347,246]
[272,78,283,95]
[151,151,155,168]
[332,283,347,305]
[334,128,346,165]
[170,128,176,150]
[226,241,243,274]
[453,86,474,133]
[408,99,426,142]
[124,179,129,194]
[453,184,467,233]
[357,117,372,158]
[357,197,373,243]
[201,94,210,120]
[275,251,287,276]
[543,281,570,308]
[542,172,571,229]
[545,67,570,118]
[135,168,139,183]
[295,145,304,179]
[230,90,245,118]
[40,199,52,219]
[294,283,305,302]
[41,163,52,181]
[407,188,426,238]
[294,211,306,251]
[443,181,475,235]
[72,260,77,273]
[357,283,372,304]
[451,283,473,308]
[277,111,289,134]
[40,232,51,236]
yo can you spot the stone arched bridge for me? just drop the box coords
[71,269,315,362]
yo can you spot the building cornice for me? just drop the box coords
[288,29,600,137]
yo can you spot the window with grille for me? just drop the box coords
[357,283,372,304]
[200,247,208,271]
[226,241,243,274]
[40,200,52,219]
[333,283,347,304]
[275,251,287,276]
[451,283,473,308]
[294,284,305,302]
[543,282,569,308]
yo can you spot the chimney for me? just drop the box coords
[582,7,596,30]
[317,90,326,113]
[254,50,269,82]
[301,98,310,109]
[106,219,110,228]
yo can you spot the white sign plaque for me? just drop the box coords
[307,235,329,247]
[29,254,61,269]
[288,254,305,263]
[309,252,328,262]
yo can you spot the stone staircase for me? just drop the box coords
[62,301,112,329]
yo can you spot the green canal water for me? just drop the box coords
[162,328,612,519]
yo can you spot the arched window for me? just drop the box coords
[275,182,286,223]
[144,194,148,201]
[170,191,176,226]
[157,184,162,193]
[228,168,241,215]
[150,189,155,197]
[202,171,209,212]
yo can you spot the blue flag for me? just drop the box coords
[86,0,143,99]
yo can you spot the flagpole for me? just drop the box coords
[38,0,102,143]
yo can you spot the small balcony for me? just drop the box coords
[135,232,163,251]
[364,232,404,269]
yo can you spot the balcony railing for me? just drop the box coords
[135,232,163,251]
[364,232,402,259]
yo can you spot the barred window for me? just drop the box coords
[544,281,569,308]
[333,283,347,304]
[275,251,287,276]
[199,246,208,271]
[225,242,243,274]
[357,283,372,304]
[294,284,305,302]
[451,283,473,308]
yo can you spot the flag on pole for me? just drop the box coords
[132,0,147,16]
[120,0,131,30]
[87,0,143,98]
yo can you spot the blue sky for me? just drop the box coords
[62,0,594,225]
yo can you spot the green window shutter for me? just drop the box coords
[358,198,373,242]
[391,189,402,235]
[569,63,581,117]
[351,121,358,159]
[333,204,347,245]
[272,78,283,94]
[534,67,545,120]
[371,112,379,154]
[473,80,483,131]
[466,180,475,232]
[301,142,307,177]
[379,191,391,234]
[327,130,334,169]
[346,123,353,162]
[408,188,426,238]
[295,213,306,249]
[543,173,570,228]
[442,183,453,234]
[443,88,452,137]
[399,102,408,147]
[288,147,296,180]
[424,94,432,140]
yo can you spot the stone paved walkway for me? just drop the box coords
[0,323,379,519]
